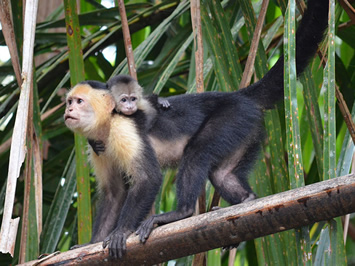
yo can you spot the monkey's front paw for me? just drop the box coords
[161,100,170,109]
[103,229,132,259]
[94,141,106,154]
[158,98,171,109]
[242,193,257,203]
[136,216,156,243]
[88,139,106,155]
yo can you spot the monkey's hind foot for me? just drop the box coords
[242,193,257,203]
[136,215,157,244]
[222,242,240,251]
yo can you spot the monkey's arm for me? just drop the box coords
[91,188,127,244]
[70,190,125,250]
[70,159,127,251]
[103,145,162,258]
[103,175,162,258]
[146,94,171,109]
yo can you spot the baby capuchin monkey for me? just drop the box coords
[89,75,171,156]
[108,74,170,120]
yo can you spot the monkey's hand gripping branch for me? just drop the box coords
[103,228,133,259]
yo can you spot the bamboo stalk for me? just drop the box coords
[0,0,39,257]
[63,0,92,245]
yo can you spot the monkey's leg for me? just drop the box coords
[104,178,161,258]
[207,141,261,249]
[91,190,127,243]
[209,140,261,205]
[104,152,162,258]
[136,149,208,243]
[70,188,126,250]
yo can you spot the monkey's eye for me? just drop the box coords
[77,98,84,104]
[68,99,72,105]
[131,97,137,102]
[121,98,127,103]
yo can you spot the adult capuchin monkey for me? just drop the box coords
[65,80,163,258]
[66,0,328,259]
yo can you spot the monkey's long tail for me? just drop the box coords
[240,0,329,109]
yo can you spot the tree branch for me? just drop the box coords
[118,0,137,80]
[22,174,355,265]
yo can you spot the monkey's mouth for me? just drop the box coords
[64,115,77,121]
[124,110,135,115]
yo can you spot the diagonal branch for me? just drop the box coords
[0,0,22,87]
[21,174,355,265]
[240,0,269,88]
[118,0,137,80]
[338,0,355,24]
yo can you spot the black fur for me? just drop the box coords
[79,80,108,90]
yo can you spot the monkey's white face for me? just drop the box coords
[64,93,95,134]
[115,93,138,115]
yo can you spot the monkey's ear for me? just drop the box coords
[106,94,116,113]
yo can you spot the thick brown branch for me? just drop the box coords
[191,0,204,93]
[22,174,355,265]
[118,0,137,80]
